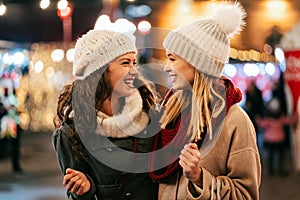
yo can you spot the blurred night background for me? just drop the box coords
[0,0,300,200]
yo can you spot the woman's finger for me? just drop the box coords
[70,177,83,194]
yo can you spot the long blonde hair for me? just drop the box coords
[161,71,225,141]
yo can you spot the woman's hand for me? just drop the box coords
[179,143,203,187]
[63,168,91,196]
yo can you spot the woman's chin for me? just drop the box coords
[112,87,133,98]
[172,83,184,90]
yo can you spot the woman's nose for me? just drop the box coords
[164,63,171,72]
[129,66,138,76]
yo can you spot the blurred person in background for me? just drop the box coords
[245,80,264,133]
[271,74,292,166]
[0,87,23,174]
[265,25,283,55]
[244,80,265,155]
[256,98,298,176]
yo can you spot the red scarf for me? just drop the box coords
[149,76,242,183]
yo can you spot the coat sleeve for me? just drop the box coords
[52,127,97,200]
[187,106,261,200]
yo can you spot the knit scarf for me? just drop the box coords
[149,76,242,183]
[95,89,150,138]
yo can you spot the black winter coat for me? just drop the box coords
[52,123,158,200]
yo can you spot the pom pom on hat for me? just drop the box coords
[163,1,246,77]
[212,2,246,37]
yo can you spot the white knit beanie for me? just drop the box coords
[73,29,137,79]
[163,2,246,77]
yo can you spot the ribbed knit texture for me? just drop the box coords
[163,20,229,77]
[163,2,246,78]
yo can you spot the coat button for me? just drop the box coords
[125,192,132,197]
[106,147,113,152]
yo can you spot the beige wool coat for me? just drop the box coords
[158,105,261,200]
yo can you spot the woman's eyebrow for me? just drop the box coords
[118,58,131,62]
[167,53,175,58]
[118,58,137,63]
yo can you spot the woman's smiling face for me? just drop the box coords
[164,51,195,90]
[108,52,138,97]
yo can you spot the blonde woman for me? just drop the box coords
[150,2,261,200]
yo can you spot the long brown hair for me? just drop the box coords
[54,65,108,126]
[53,65,155,160]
